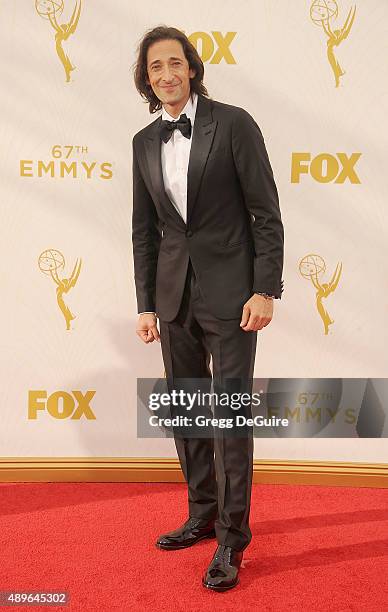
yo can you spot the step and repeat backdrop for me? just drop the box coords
[0,1,387,460]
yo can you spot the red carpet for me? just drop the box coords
[1,482,388,611]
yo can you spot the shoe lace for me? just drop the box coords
[209,545,231,578]
[185,517,203,530]
[213,544,231,564]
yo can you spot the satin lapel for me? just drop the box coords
[186,95,217,226]
[143,117,186,227]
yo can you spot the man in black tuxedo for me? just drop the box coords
[132,26,284,591]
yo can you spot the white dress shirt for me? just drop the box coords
[139,92,198,315]
[161,91,198,224]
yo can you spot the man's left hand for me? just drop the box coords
[240,294,273,332]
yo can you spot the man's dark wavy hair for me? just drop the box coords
[133,25,209,113]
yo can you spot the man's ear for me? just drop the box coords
[189,68,196,79]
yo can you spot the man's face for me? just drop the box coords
[146,38,196,108]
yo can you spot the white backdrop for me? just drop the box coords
[0,1,387,461]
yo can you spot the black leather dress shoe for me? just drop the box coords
[156,516,216,550]
[202,544,243,591]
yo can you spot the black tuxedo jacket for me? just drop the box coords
[132,93,284,322]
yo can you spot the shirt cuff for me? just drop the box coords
[255,292,276,299]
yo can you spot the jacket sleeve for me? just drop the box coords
[132,136,161,313]
[231,108,284,298]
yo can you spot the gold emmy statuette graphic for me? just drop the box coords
[310,0,356,88]
[38,249,82,330]
[35,0,82,82]
[299,254,342,335]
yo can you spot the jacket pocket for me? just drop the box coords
[220,238,253,248]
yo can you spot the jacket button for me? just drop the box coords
[186,230,193,237]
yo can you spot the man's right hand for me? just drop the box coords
[136,313,160,344]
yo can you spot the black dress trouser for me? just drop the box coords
[159,258,258,552]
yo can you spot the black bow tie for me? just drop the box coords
[159,113,192,143]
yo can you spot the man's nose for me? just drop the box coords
[160,66,174,82]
